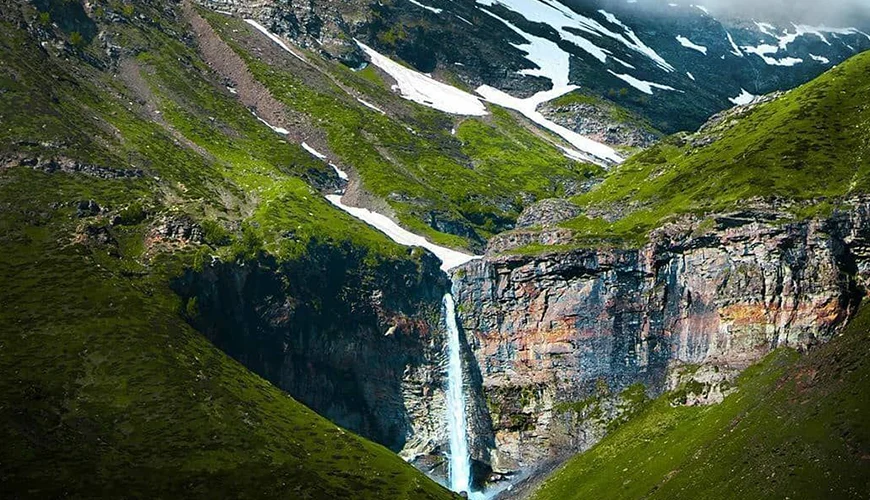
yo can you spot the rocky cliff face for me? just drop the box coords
[537,100,661,150]
[172,242,459,456]
[451,200,870,472]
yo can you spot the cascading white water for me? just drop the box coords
[443,293,472,495]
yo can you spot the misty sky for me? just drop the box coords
[699,0,870,25]
[593,0,870,25]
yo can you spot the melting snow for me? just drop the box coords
[356,98,386,114]
[676,35,708,55]
[741,44,803,66]
[726,32,743,57]
[474,0,674,72]
[244,19,306,62]
[408,0,443,14]
[325,195,479,270]
[356,41,487,116]
[558,145,598,164]
[330,164,349,180]
[613,57,636,69]
[472,8,622,165]
[476,84,623,166]
[477,9,572,87]
[809,53,831,64]
[743,24,868,66]
[729,88,756,106]
[607,70,680,95]
[253,112,290,135]
[303,141,348,180]
[302,142,327,160]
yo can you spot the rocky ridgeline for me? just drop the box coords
[193,0,370,65]
[537,101,661,150]
[2,154,143,179]
[451,199,870,473]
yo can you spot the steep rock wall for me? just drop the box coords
[452,201,870,472]
[172,242,454,455]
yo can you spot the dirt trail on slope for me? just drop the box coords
[183,1,308,143]
[183,2,406,218]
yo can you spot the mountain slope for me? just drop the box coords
[446,47,870,488]
[199,0,870,134]
[500,49,870,252]
[0,1,463,497]
[530,301,870,500]
[0,232,453,499]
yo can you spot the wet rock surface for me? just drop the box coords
[452,200,870,472]
[172,243,460,458]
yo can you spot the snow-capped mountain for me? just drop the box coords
[202,0,870,135]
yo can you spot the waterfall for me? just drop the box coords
[443,293,472,495]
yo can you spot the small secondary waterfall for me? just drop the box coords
[443,293,472,495]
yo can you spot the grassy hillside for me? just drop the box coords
[0,1,459,497]
[514,50,870,250]
[198,8,601,248]
[531,304,870,500]
[0,217,453,499]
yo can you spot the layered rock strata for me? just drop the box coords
[452,201,870,471]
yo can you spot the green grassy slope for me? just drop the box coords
[516,50,870,250]
[0,1,455,497]
[199,9,601,248]
[531,305,870,500]
[0,213,452,499]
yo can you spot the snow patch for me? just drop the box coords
[325,195,479,271]
[408,0,443,14]
[607,70,680,95]
[741,44,803,66]
[244,19,306,62]
[252,112,289,135]
[613,57,636,69]
[477,9,573,89]
[471,7,623,165]
[476,84,623,166]
[726,31,743,57]
[330,164,349,181]
[809,53,830,64]
[474,0,674,73]
[558,145,597,164]
[302,142,327,160]
[676,35,708,54]
[356,98,386,114]
[356,41,487,116]
[729,88,756,106]
[743,24,868,66]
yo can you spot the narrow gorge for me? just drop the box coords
[174,192,870,497]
